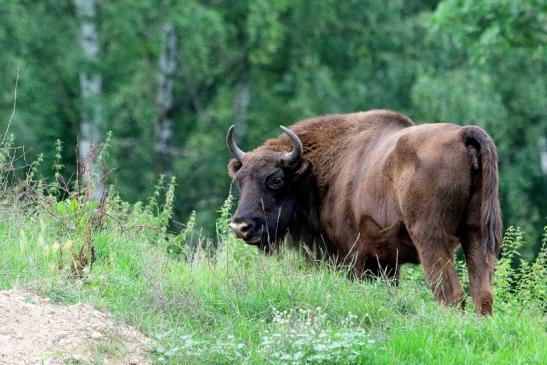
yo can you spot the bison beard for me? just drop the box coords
[227,109,502,315]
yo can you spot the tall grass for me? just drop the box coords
[0,144,545,364]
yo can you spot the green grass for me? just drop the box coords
[0,186,545,364]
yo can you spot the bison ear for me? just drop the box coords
[228,158,242,178]
[292,159,313,178]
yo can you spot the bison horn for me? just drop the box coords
[226,125,246,162]
[280,126,303,165]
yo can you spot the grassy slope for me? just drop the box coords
[0,195,545,365]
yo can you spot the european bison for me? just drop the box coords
[226,110,502,315]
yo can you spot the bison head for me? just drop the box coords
[226,125,313,253]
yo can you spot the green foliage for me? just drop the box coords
[431,0,546,60]
[0,0,545,255]
[161,176,177,225]
[496,226,547,310]
[52,139,64,177]
[26,153,44,182]
[257,308,372,364]
[495,226,527,302]
[97,130,112,167]
[48,139,64,196]
[216,192,234,243]
[247,0,289,65]
[0,134,15,189]
[179,211,197,244]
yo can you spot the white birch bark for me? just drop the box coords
[154,22,177,174]
[539,137,547,175]
[233,80,250,138]
[74,0,103,197]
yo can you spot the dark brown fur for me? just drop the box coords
[228,110,502,314]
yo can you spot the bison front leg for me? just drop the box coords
[355,216,401,284]
[361,256,400,284]
[343,253,400,284]
[413,232,465,309]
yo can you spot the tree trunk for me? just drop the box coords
[233,79,250,138]
[74,0,104,198]
[154,22,177,175]
[540,137,547,175]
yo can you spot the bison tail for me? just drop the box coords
[462,126,503,257]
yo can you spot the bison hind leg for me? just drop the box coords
[461,226,495,315]
[410,229,466,309]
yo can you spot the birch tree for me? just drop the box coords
[154,22,177,175]
[540,138,547,176]
[233,79,250,139]
[74,0,103,197]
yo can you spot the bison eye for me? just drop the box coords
[268,176,284,190]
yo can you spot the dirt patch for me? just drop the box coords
[0,289,152,364]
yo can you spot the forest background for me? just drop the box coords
[1,0,545,257]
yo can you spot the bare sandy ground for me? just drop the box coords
[0,289,152,364]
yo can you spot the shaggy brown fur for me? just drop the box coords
[228,109,502,315]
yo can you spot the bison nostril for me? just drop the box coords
[229,220,252,237]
